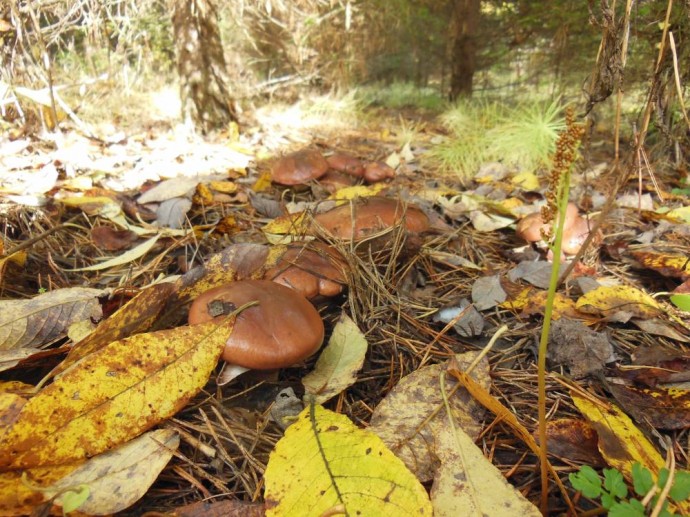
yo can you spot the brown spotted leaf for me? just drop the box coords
[0,287,104,351]
[608,383,690,430]
[52,282,178,378]
[90,226,138,251]
[629,250,690,280]
[0,317,230,470]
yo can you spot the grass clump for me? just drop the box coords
[428,98,565,179]
[357,81,446,112]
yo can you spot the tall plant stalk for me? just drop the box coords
[537,108,585,514]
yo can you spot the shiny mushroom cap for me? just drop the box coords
[326,152,365,177]
[272,149,329,185]
[313,197,430,240]
[561,215,592,255]
[363,161,395,183]
[516,202,579,243]
[188,280,324,369]
[264,241,347,299]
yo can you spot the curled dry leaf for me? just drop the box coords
[0,317,230,469]
[0,287,104,351]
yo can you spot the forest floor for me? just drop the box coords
[1,100,689,515]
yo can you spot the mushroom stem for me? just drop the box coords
[217,364,251,386]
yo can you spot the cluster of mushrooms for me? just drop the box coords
[187,146,594,384]
[187,147,429,384]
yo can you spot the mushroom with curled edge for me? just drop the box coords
[263,240,347,300]
[188,280,324,385]
[312,196,430,241]
[271,148,329,185]
[326,152,365,177]
[516,202,593,257]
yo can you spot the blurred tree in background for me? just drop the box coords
[0,0,688,144]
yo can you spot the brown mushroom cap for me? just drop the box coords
[264,241,346,299]
[313,197,430,240]
[188,280,324,369]
[516,202,579,243]
[326,152,365,177]
[318,170,359,193]
[363,161,396,183]
[561,215,591,255]
[271,149,329,185]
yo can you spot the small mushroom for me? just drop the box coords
[271,149,329,185]
[318,170,359,193]
[264,241,347,299]
[516,202,593,256]
[313,196,429,240]
[363,161,395,183]
[516,202,579,244]
[326,152,365,177]
[188,280,324,384]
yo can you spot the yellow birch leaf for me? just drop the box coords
[53,282,178,378]
[252,171,273,192]
[431,419,541,516]
[0,318,230,469]
[328,184,386,202]
[68,234,160,271]
[575,285,665,321]
[0,466,77,515]
[262,212,308,238]
[511,171,540,191]
[500,287,533,311]
[264,404,432,516]
[46,429,179,515]
[302,313,367,405]
[570,391,666,475]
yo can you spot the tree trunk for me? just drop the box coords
[172,0,237,133]
[448,0,481,101]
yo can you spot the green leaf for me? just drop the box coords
[632,462,655,496]
[569,466,602,498]
[61,485,90,513]
[601,493,616,510]
[670,294,690,311]
[670,471,690,502]
[659,468,670,488]
[609,499,646,517]
[604,468,628,499]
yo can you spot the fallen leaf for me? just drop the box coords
[539,418,605,466]
[90,226,138,251]
[511,171,540,191]
[69,234,160,271]
[468,210,515,232]
[302,313,368,404]
[431,410,541,516]
[327,183,386,201]
[433,299,485,337]
[137,177,200,204]
[471,275,507,311]
[0,392,26,434]
[0,287,103,351]
[156,197,192,229]
[575,285,665,323]
[629,250,690,280]
[369,352,489,482]
[0,466,77,515]
[548,318,615,378]
[0,317,230,469]
[631,317,690,342]
[53,282,178,378]
[607,383,690,430]
[46,428,179,514]
[264,404,432,516]
[172,499,265,517]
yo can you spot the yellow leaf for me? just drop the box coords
[252,171,273,192]
[432,415,541,516]
[511,171,540,191]
[568,389,690,517]
[575,285,665,321]
[0,466,77,515]
[264,404,432,516]
[328,183,386,201]
[59,196,122,218]
[46,429,179,515]
[303,314,368,405]
[53,283,177,378]
[69,234,160,271]
[208,180,238,193]
[501,287,533,311]
[666,206,690,223]
[262,212,309,241]
[0,318,229,469]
